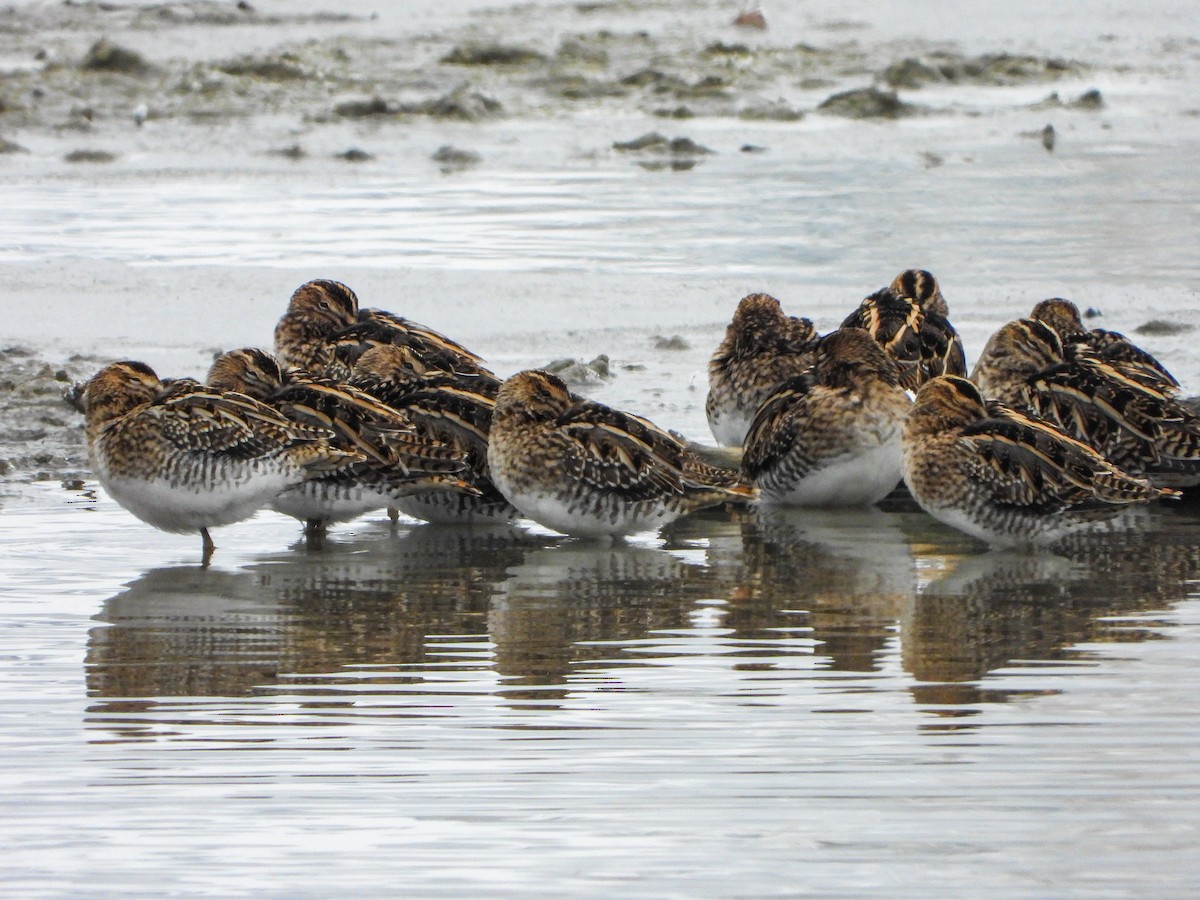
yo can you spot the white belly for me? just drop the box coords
[391,493,517,525]
[512,489,675,538]
[270,482,389,524]
[707,406,753,449]
[101,469,296,534]
[760,439,902,507]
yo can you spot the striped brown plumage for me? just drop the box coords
[491,369,756,538]
[81,359,361,563]
[207,348,474,540]
[902,375,1174,546]
[971,318,1200,488]
[706,292,819,447]
[742,328,911,506]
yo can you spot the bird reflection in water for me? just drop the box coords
[905,508,1200,722]
[734,505,918,673]
[486,535,744,705]
[84,519,751,733]
[83,499,1200,741]
[84,523,548,737]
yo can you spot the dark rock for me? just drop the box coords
[270,143,305,160]
[819,86,915,119]
[338,147,373,162]
[613,131,668,152]
[0,137,28,154]
[81,39,150,75]
[64,149,116,163]
[550,77,628,100]
[334,97,390,118]
[740,144,767,153]
[432,145,481,169]
[219,57,307,81]
[1071,88,1105,109]
[1041,123,1056,151]
[668,137,712,155]
[654,335,690,351]
[681,75,732,98]
[544,354,612,385]
[881,51,1084,89]
[441,44,545,66]
[704,42,752,56]
[620,68,688,92]
[881,57,945,89]
[1135,320,1195,336]
[403,88,502,121]
[1084,306,1103,319]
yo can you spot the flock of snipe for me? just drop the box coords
[70,270,1197,564]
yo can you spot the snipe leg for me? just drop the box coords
[304,519,327,551]
[200,527,215,568]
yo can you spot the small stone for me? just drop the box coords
[1041,123,1056,152]
[654,335,690,351]
[881,57,945,89]
[704,42,751,56]
[270,143,305,160]
[668,137,712,155]
[1072,88,1104,109]
[441,44,545,66]
[338,147,373,162]
[1083,307,1103,319]
[81,39,150,75]
[405,88,502,121]
[219,57,306,81]
[432,145,481,170]
[818,87,916,119]
[613,131,668,152]
[334,97,390,118]
[64,149,116,163]
[543,354,612,386]
[586,354,611,379]
[1135,320,1195,337]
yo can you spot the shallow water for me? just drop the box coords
[3,485,1200,895]
[4,0,1200,894]
[3,107,1199,286]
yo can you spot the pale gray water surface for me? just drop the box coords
[2,487,1200,895]
[3,0,1200,895]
